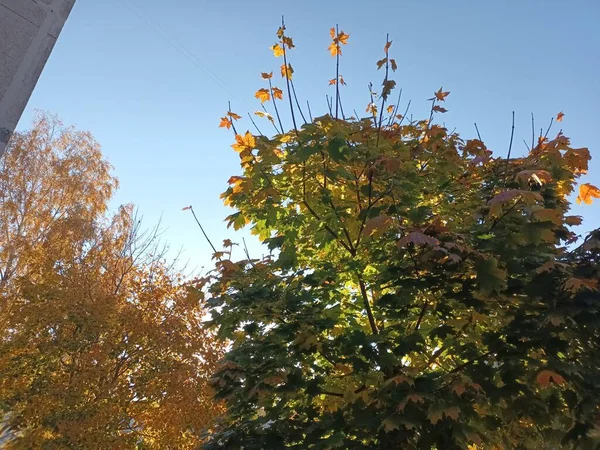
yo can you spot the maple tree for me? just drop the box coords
[0,113,225,448]
[204,23,600,449]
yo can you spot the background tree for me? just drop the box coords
[203,23,600,449]
[0,113,225,449]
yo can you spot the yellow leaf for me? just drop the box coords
[255,88,270,103]
[280,63,294,79]
[386,105,394,114]
[556,111,564,122]
[328,41,340,56]
[576,183,600,205]
[232,132,256,153]
[271,44,284,57]
[536,370,565,387]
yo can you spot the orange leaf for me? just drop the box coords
[271,87,283,100]
[329,27,335,39]
[338,31,349,45]
[384,40,392,54]
[227,111,242,120]
[386,105,395,114]
[261,72,273,79]
[390,58,398,71]
[556,111,564,122]
[219,117,232,129]
[564,277,599,294]
[364,215,393,238]
[255,88,271,104]
[433,87,450,101]
[432,105,448,113]
[271,44,284,57]
[536,370,565,387]
[376,58,387,69]
[576,183,600,205]
[329,78,337,86]
[282,36,294,49]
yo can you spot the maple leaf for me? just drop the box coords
[182,206,191,211]
[282,36,294,49]
[386,105,395,114]
[428,405,460,424]
[255,88,271,104]
[432,105,448,113]
[564,277,599,294]
[227,111,242,120]
[390,58,398,71]
[536,370,566,387]
[261,72,273,79]
[338,31,349,45]
[280,63,294,79]
[329,78,337,86]
[271,87,283,100]
[398,231,440,248]
[328,41,340,56]
[329,27,335,39]
[564,215,582,226]
[223,239,233,247]
[254,110,275,123]
[556,111,565,122]
[219,117,232,129]
[271,44,284,57]
[475,257,507,293]
[384,40,392,54]
[433,87,450,101]
[376,58,387,69]
[339,76,346,85]
[232,132,256,153]
[576,183,600,205]
[515,169,552,184]
[364,215,393,238]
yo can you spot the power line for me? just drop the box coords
[117,0,253,111]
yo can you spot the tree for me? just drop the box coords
[203,23,600,449]
[0,113,225,449]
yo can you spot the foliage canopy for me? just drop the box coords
[204,23,600,449]
[0,114,225,449]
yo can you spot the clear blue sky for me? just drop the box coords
[18,0,600,273]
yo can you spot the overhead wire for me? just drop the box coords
[117,0,253,111]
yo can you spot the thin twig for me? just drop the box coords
[543,116,554,140]
[290,79,307,124]
[268,78,285,133]
[306,101,313,122]
[335,24,340,120]
[358,274,379,335]
[503,111,515,187]
[531,112,535,151]
[248,113,264,136]
[281,16,298,135]
[189,206,217,254]
[474,122,482,141]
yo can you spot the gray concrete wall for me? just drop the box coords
[0,0,76,157]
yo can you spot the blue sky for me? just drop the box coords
[19,0,600,273]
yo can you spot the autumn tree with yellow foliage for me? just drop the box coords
[203,22,600,449]
[0,113,224,449]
